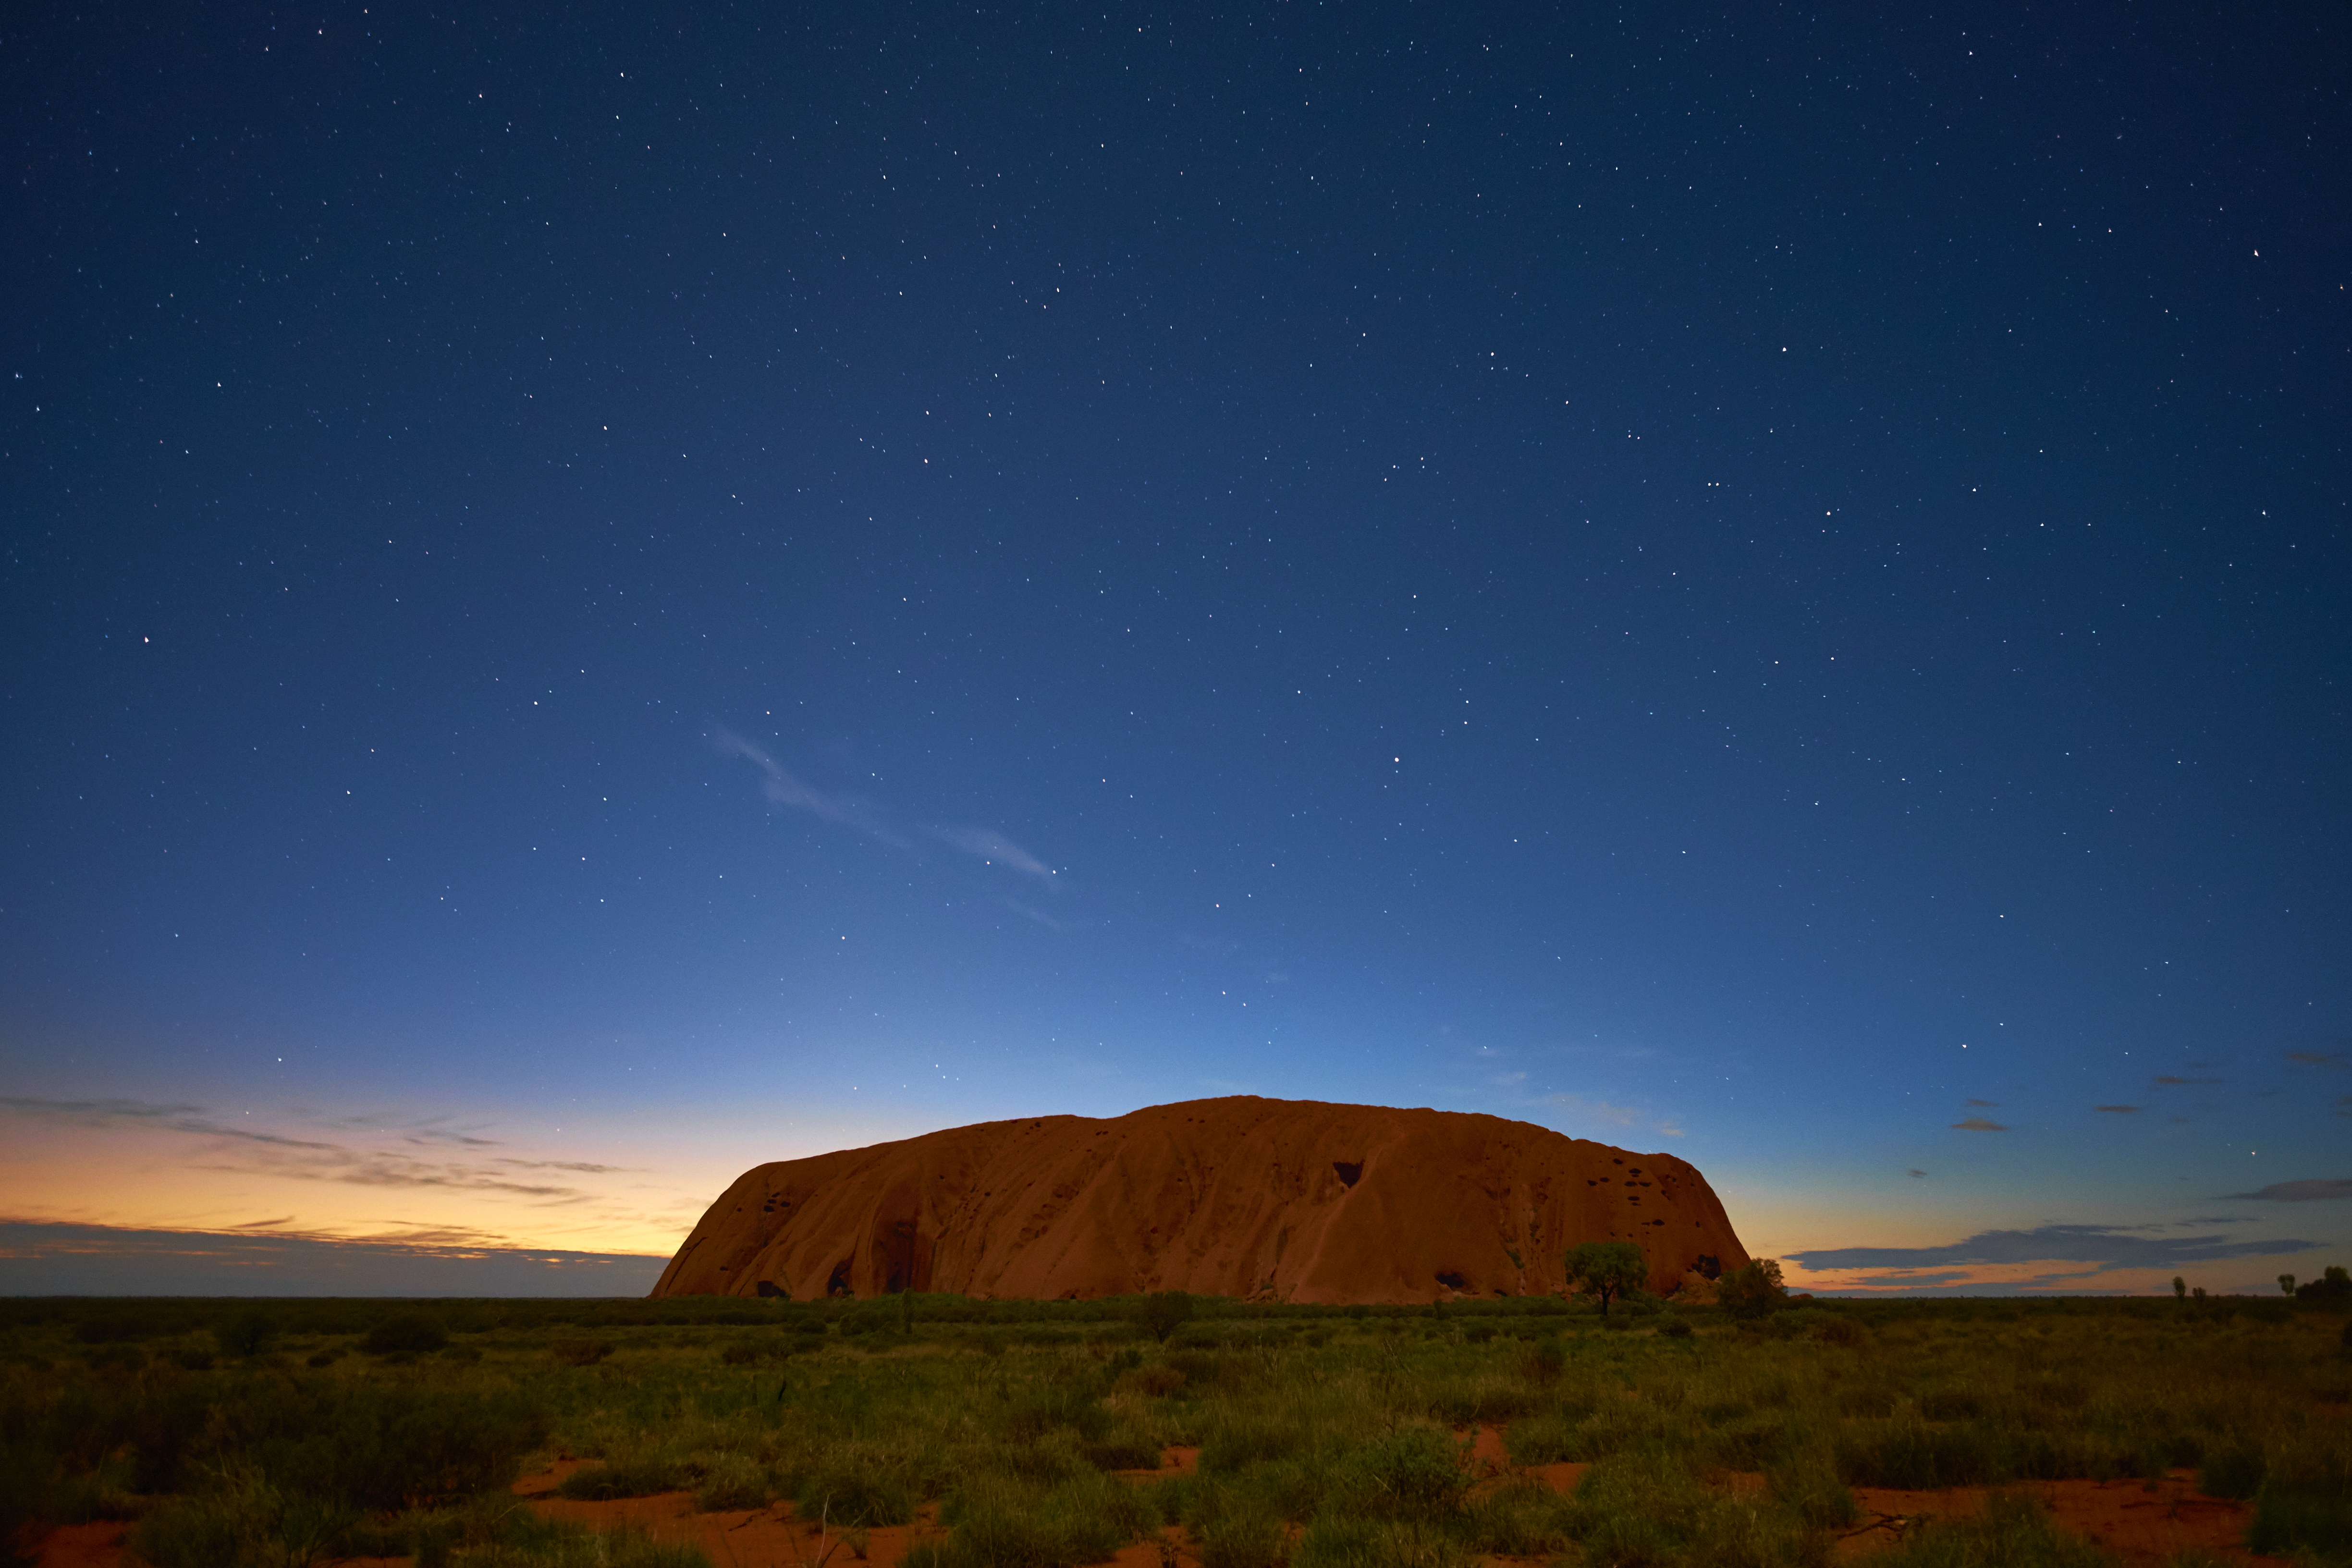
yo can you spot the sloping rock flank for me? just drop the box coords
[651,1096,1748,1304]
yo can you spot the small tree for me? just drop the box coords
[2172,1276,2187,1301]
[2280,1274,2297,1298]
[1717,1257,1788,1321]
[213,1306,275,1359]
[1563,1242,1648,1317]
[1139,1290,1193,1344]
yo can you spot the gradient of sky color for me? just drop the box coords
[4,1,2348,1297]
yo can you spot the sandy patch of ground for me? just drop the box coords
[1833,1470,2280,1567]
[33,1523,131,1568]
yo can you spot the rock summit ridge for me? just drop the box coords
[651,1095,1747,1304]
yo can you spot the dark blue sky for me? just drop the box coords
[4,0,2347,1293]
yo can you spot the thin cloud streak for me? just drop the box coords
[928,825,1054,881]
[1789,1223,2321,1274]
[713,728,1056,884]
[710,728,906,847]
[0,1095,646,1213]
[2225,1179,2352,1202]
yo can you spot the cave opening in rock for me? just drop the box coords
[1332,1160,1363,1188]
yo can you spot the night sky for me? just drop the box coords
[5,2,2348,1297]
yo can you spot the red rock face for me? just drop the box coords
[650,1096,1748,1304]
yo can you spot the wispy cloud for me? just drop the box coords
[1545,1093,1682,1139]
[928,826,1053,881]
[713,728,1055,883]
[2094,1104,2141,1115]
[0,1096,609,1204]
[2153,1075,2223,1087]
[1788,1223,2320,1275]
[0,1096,344,1151]
[1966,1099,1999,1107]
[710,728,906,847]
[2285,1049,2347,1069]
[1549,1094,1638,1127]
[1907,1169,1928,1179]
[2225,1179,2352,1202]
[1951,1117,2008,1132]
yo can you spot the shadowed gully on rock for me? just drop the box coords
[653,1095,1747,1303]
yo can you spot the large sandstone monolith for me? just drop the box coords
[651,1095,1747,1304]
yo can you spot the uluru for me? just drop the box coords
[653,1096,1747,1304]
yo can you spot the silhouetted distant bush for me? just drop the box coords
[1717,1258,1789,1320]
[361,1313,448,1356]
[212,1308,275,1359]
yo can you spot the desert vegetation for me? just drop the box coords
[4,1284,2349,1567]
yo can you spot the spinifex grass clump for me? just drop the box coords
[1868,1491,2114,1568]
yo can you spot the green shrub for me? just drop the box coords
[550,1339,613,1367]
[127,1468,356,1568]
[1197,1496,1287,1568]
[278,1385,547,1509]
[2249,1487,2352,1560]
[1838,1420,2008,1489]
[925,1472,1138,1568]
[1870,1491,2111,1568]
[1769,1446,1858,1529]
[360,1314,448,1357]
[2198,1438,2265,1500]
[1081,1438,1160,1471]
[795,1465,914,1527]
[558,1458,686,1501]
[1718,1259,1789,1320]
[1294,1512,1384,1568]
[213,1309,276,1360]
[1340,1425,1467,1521]
[1005,1382,1112,1443]
[1458,1474,1573,1556]
[1916,1387,1984,1421]
[1141,1291,1195,1344]
[691,1453,767,1512]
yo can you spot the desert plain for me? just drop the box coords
[9,1100,2351,1567]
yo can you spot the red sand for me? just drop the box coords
[1835,1471,2287,1567]
[654,1095,1746,1303]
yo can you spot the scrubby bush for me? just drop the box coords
[550,1339,613,1366]
[1140,1290,1195,1344]
[1718,1257,1789,1319]
[213,1308,276,1360]
[557,1458,687,1501]
[796,1465,914,1527]
[1871,1490,2112,1568]
[361,1314,448,1357]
